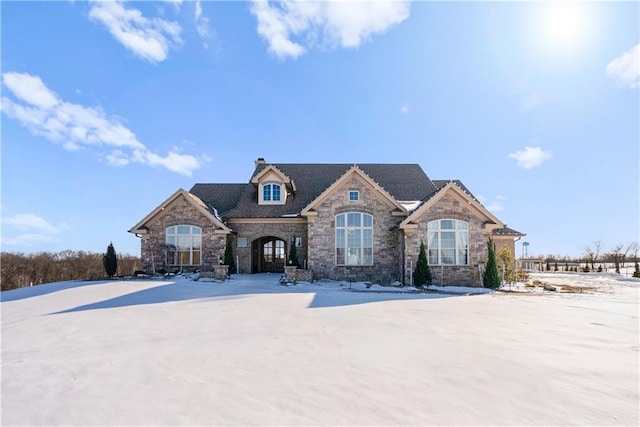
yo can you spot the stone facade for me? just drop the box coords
[306,175,402,284]
[201,265,229,281]
[284,266,314,282]
[228,220,308,274]
[132,167,522,286]
[403,192,491,287]
[139,196,228,274]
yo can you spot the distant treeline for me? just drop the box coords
[1,250,141,292]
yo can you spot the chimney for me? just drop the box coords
[255,157,266,167]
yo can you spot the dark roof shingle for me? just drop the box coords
[192,163,441,219]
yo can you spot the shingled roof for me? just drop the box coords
[432,179,482,203]
[492,226,525,237]
[190,162,440,219]
[189,183,247,216]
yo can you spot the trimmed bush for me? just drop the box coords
[483,238,501,289]
[413,241,432,287]
[103,242,117,278]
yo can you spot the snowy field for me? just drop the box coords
[2,272,638,426]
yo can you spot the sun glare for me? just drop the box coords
[540,2,587,48]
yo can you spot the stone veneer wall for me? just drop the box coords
[492,236,518,276]
[227,220,308,274]
[139,197,227,274]
[493,237,516,256]
[306,176,402,284]
[404,192,491,287]
[284,266,314,282]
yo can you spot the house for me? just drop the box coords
[129,158,524,286]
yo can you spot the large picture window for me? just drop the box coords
[166,225,202,266]
[336,212,373,266]
[427,219,468,265]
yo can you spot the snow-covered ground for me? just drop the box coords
[2,272,638,426]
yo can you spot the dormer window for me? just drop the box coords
[260,182,285,204]
[252,165,291,205]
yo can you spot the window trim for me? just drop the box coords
[260,182,284,204]
[165,225,202,266]
[427,219,469,266]
[335,212,373,266]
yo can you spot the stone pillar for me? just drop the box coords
[213,265,229,281]
[284,266,297,282]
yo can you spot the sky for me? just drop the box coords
[1,0,638,259]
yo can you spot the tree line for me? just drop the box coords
[1,250,141,292]
[533,241,639,276]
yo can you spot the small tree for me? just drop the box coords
[545,259,550,271]
[497,247,515,284]
[483,238,501,289]
[554,262,558,271]
[631,244,640,278]
[103,242,117,278]
[413,241,432,287]
[224,236,236,274]
[288,236,300,267]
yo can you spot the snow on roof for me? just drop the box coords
[399,201,421,212]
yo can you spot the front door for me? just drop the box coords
[252,237,286,273]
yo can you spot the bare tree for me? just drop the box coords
[623,242,638,268]
[592,240,603,270]
[583,245,594,271]
[611,244,624,274]
[1,250,141,291]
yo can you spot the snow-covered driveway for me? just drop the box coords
[2,273,638,426]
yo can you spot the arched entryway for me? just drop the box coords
[251,236,287,273]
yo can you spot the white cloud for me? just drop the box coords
[1,71,203,176]
[1,73,59,109]
[478,195,505,214]
[508,146,553,169]
[106,149,131,167]
[88,0,182,63]
[606,44,640,89]
[133,148,204,177]
[3,213,66,234]
[250,0,410,59]
[164,0,183,8]
[195,0,211,39]
[2,213,67,247]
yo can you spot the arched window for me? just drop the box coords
[335,212,373,266]
[263,183,281,202]
[166,225,202,266]
[427,219,468,265]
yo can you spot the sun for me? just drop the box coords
[538,1,587,48]
[544,2,585,45]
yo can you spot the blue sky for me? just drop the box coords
[1,0,638,259]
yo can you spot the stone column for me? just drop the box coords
[213,265,229,281]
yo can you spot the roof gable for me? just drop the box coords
[187,162,439,219]
[128,189,231,234]
[301,165,406,216]
[399,181,504,229]
[250,164,292,186]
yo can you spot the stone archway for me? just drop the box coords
[251,236,287,273]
